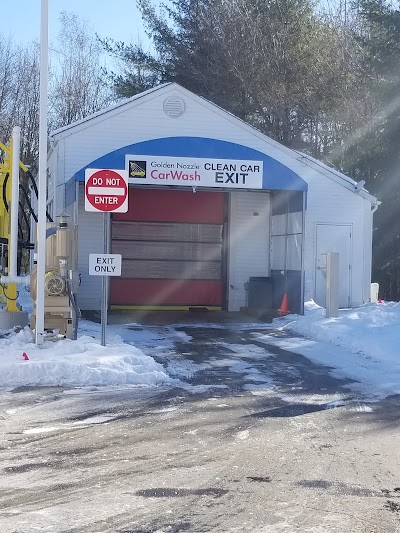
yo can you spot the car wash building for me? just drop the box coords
[46,83,378,314]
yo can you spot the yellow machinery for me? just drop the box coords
[0,137,28,316]
[0,132,80,338]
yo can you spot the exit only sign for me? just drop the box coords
[89,254,122,276]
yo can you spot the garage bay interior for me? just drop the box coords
[106,186,305,315]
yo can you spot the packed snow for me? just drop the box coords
[265,300,400,400]
[0,285,174,388]
[0,283,399,399]
[0,326,172,388]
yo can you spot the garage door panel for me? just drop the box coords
[111,279,223,306]
[121,260,222,279]
[114,189,225,224]
[110,188,225,308]
[112,221,223,243]
[112,241,223,262]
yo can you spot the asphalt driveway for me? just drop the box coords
[0,320,399,532]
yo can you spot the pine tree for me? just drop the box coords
[105,0,359,153]
[348,0,400,299]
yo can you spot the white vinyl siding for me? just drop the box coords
[76,184,103,310]
[304,178,368,307]
[228,192,270,311]
[50,85,373,206]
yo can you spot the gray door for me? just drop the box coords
[315,224,351,308]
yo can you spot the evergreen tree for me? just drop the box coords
[103,0,251,118]
[346,0,400,299]
[105,0,359,154]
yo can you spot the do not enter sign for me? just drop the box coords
[85,168,128,213]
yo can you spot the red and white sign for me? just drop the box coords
[85,168,128,213]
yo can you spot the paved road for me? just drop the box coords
[0,323,400,532]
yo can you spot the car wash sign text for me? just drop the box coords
[126,155,263,189]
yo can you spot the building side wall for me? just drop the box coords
[55,139,66,215]
[76,184,103,310]
[47,138,67,217]
[304,176,370,307]
[228,191,270,311]
[47,148,56,215]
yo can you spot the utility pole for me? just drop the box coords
[35,0,49,345]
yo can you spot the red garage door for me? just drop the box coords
[110,188,226,309]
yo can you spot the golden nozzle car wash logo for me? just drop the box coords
[129,160,146,178]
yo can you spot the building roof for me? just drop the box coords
[50,83,172,138]
[50,82,378,205]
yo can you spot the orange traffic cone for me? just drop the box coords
[278,292,290,316]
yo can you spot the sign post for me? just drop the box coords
[102,215,110,347]
[85,169,128,346]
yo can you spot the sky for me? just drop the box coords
[1,0,156,49]
[1,287,399,404]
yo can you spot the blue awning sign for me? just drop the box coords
[73,137,308,193]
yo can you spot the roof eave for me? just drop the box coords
[49,83,173,140]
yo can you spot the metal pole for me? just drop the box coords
[101,213,110,346]
[326,252,339,318]
[10,126,21,278]
[300,191,306,315]
[35,0,49,345]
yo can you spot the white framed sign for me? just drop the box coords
[85,169,128,213]
[89,254,122,276]
[125,155,263,189]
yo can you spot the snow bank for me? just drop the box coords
[280,300,400,363]
[0,327,171,388]
[265,300,400,398]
